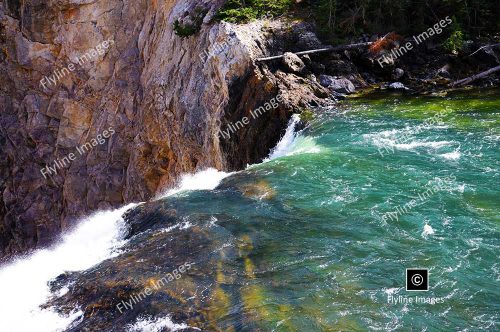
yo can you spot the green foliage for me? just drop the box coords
[442,18,465,53]
[310,0,498,41]
[443,29,465,54]
[173,20,198,38]
[216,0,293,23]
[215,0,498,38]
[173,7,208,38]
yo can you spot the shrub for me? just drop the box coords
[443,29,464,54]
[173,7,208,38]
[216,0,293,23]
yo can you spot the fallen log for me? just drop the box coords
[468,43,500,57]
[255,42,373,62]
[452,65,500,86]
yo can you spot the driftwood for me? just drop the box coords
[468,43,500,57]
[255,42,373,62]
[452,65,500,86]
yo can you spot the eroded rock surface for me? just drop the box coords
[0,0,328,257]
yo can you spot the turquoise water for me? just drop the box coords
[5,89,496,331]
[187,89,499,330]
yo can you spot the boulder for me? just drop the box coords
[392,68,404,80]
[330,78,355,94]
[282,52,305,74]
[292,23,323,50]
[319,74,335,87]
[319,75,355,94]
[388,82,408,90]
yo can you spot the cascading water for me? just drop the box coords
[265,114,301,161]
[0,204,137,331]
[0,113,303,332]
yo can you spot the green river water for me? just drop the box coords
[1,88,498,332]
[193,88,499,330]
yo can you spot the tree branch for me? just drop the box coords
[255,42,373,62]
[452,65,500,86]
[468,43,500,57]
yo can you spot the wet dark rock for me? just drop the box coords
[392,68,404,80]
[311,62,325,75]
[123,202,179,239]
[291,22,322,51]
[301,54,312,66]
[319,74,335,87]
[330,91,347,100]
[326,59,356,76]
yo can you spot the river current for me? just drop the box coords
[0,89,498,331]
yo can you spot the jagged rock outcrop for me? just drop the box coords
[0,0,327,257]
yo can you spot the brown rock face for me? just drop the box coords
[0,0,328,257]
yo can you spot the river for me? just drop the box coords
[0,88,498,331]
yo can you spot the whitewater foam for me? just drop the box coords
[0,203,137,332]
[364,126,455,153]
[157,168,232,198]
[266,114,301,161]
[422,223,435,237]
[127,315,199,332]
[261,114,325,163]
[439,150,461,160]
[0,128,293,331]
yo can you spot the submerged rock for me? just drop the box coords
[238,180,277,200]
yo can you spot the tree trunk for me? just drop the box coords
[256,42,373,62]
[452,65,500,86]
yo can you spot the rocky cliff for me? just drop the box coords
[0,0,327,257]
